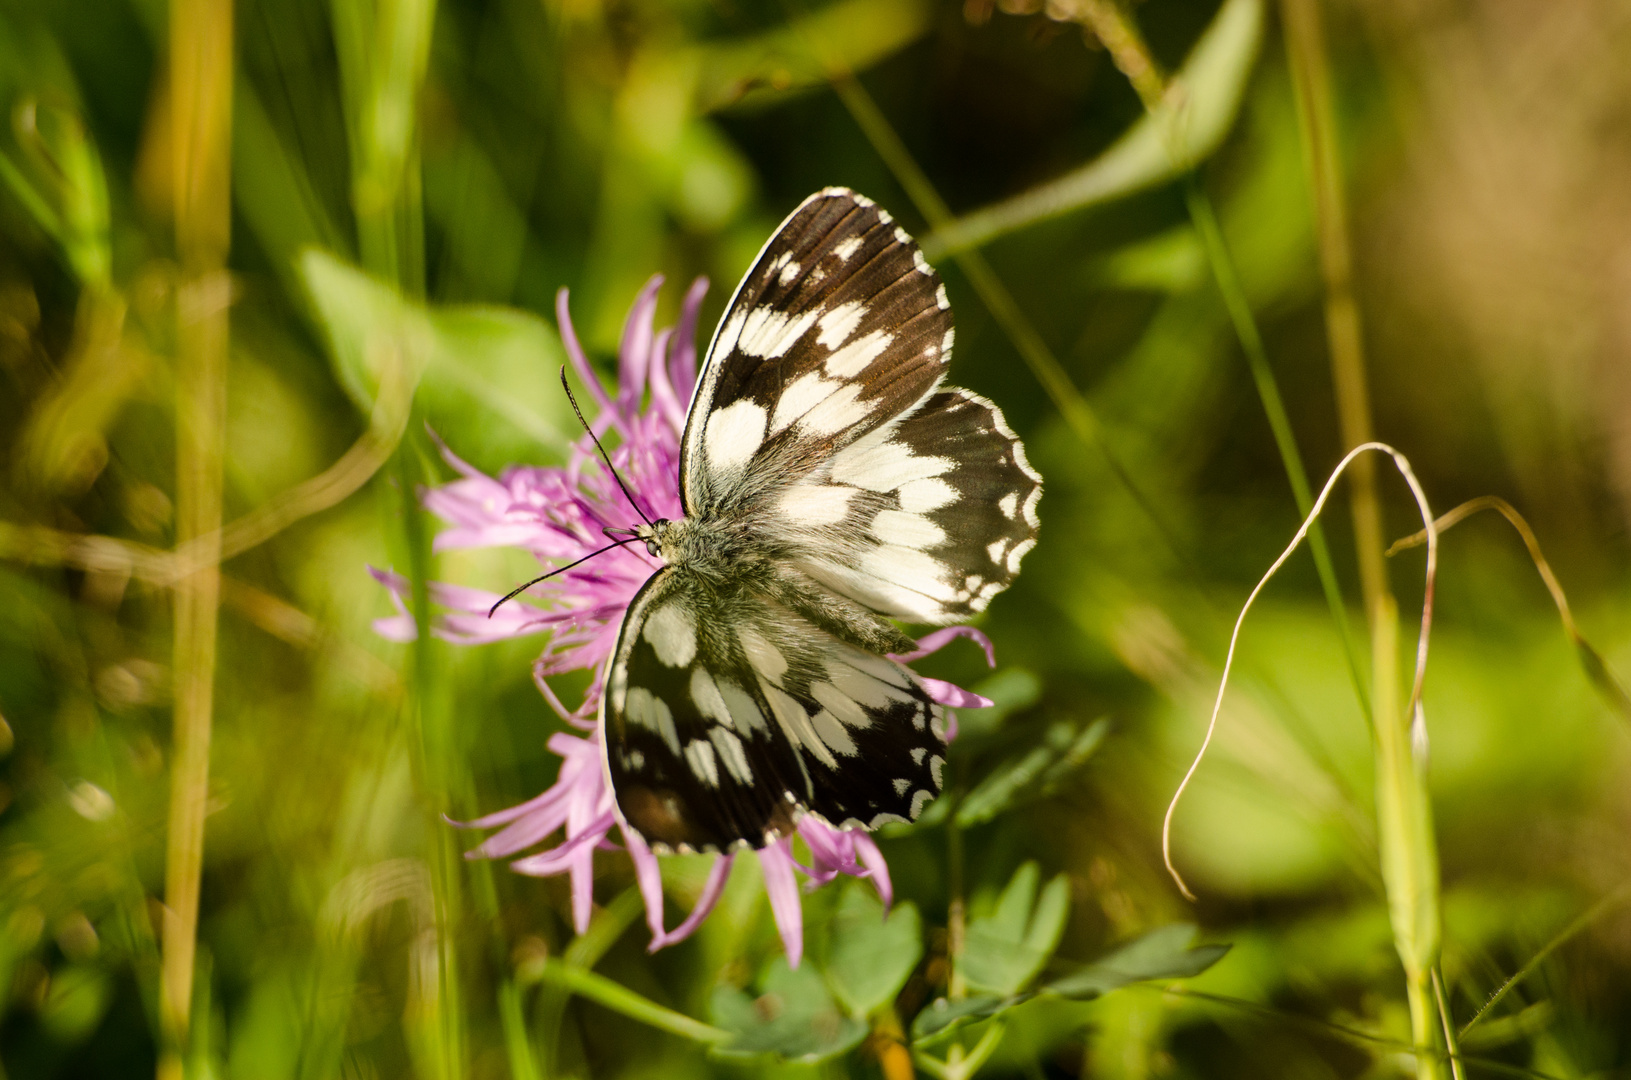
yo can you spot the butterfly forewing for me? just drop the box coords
[681,188,954,517]
[605,566,947,852]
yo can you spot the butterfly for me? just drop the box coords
[601,188,1040,853]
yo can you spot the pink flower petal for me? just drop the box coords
[650,853,736,950]
[669,277,708,397]
[758,838,804,969]
[508,809,615,877]
[617,276,663,419]
[890,625,996,667]
[855,833,893,911]
[624,827,668,942]
[920,677,993,709]
[556,287,622,436]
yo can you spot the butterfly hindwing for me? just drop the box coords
[786,387,1043,623]
[681,188,954,518]
[605,566,947,852]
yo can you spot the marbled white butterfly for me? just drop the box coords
[604,188,1041,853]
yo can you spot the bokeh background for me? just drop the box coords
[2,0,1630,1076]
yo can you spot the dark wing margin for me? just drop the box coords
[603,567,947,852]
[680,187,955,518]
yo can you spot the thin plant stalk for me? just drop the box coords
[332,0,463,1072]
[1054,0,1372,717]
[1278,1,1442,1069]
[159,0,233,1077]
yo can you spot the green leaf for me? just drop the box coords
[953,667,1042,740]
[710,959,868,1062]
[958,862,1070,996]
[923,0,1264,258]
[956,717,1110,827]
[909,993,1019,1041]
[821,885,923,1017]
[39,964,112,1043]
[297,249,575,470]
[693,0,934,114]
[1044,923,1230,1000]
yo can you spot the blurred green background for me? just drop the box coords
[2,0,1630,1076]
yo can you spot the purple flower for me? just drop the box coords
[374,276,994,964]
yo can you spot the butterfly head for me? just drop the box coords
[606,520,670,559]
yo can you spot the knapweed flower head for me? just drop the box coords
[374,276,993,965]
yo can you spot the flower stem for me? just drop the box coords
[534,963,731,1045]
[159,0,232,1076]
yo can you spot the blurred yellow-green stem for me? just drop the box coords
[1278,1,1445,1070]
[1279,0,1388,623]
[1371,597,1441,1079]
[160,0,233,1077]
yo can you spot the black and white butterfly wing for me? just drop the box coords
[682,187,1041,625]
[681,187,954,518]
[604,566,946,852]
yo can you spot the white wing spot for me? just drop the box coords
[717,677,769,734]
[930,755,945,788]
[710,728,753,785]
[691,667,732,729]
[763,682,838,768]
[911,747,927,765]
[737,306,819,358]
[893,778,912,796]
[872,509,945,548]
[778,482,857,526]
[824,329,892,378]
[832,431,954,491]
[893,225,911,245]
[910,790,933,819]
[741,628,788,683]
[778,258,801,286]
[869,812,907,828]
[987,539,1007,564]
[998,492,1019,519]
[852,193,875,208]
[876,207,893,224]
[912,248,932,275]
[1006,537,1036,573]
[810,680,872,729]
[771,370,840,434]
[832,235,863,261]
[1022,485,1042,527]
[626,749,644,769]
[704,399,768,473]
[811,709,859,756]
[899,477,956,513]
[799,382,870,436]
[624,688,680,753]
[828,664,900,710]
[942,327,955,356]
[685,739,721,788]
[643,603,698,667]
[816,301,866,348]
[935,282,950,309]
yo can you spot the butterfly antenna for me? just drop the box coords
[488,534,642,617]
[559,367,656,527]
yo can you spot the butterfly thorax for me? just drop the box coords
[642,514,770,579]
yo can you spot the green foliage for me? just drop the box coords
[2,0,1629,1076]
[819,885,922,1017]
[710,960,868,1063]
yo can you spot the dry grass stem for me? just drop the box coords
[1162,442,1438,901]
